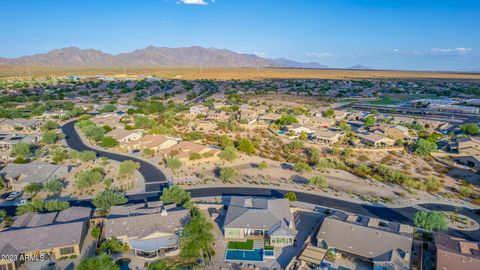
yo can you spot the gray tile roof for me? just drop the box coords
[0,163,72,184]
[105,205,190,239]
[224,197,295,236]
[316,213,413,269]
[0,207,91,254]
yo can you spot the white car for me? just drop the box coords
[14,199,28,206]
[5,191,22,201]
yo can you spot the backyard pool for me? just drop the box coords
[225,248,264,262]
[115,258,132,270]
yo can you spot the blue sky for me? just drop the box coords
[1,0,479,70]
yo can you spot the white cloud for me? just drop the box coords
[392,48,400,53]
[178,0,208,5]
[430,47,473,55]
[305,52,335,59]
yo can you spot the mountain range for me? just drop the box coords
[0,46,329,69]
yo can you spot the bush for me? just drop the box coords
[425,176,441,193]
[219,146,238,161]
[41,131,61,144]
[308,176,328,188]
[413,210,448,231]
[294,161,311,174]
[119,160,140,176]
[284,192,297,202]
[92,190,128,211]
[258,161,268,170]
[165,157,182,170]
[161,185,192,207]
[413,139,437,156]
[219,167,238,182]
[99,136,119,148]
[237,138,255,154]
[43,178,64,193]
[75,169,104,190]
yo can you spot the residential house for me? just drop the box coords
[311,129,343,145]
[90,114,124,129]
[104,202,190,259]
[223,197,296,247]
[287,124,314,135]
[310,116,336,128]
[0,163,72,191]
[333,110,348,121]
[40,110,68,120]
[188,105,209,116]
[392,116,415,125]
[0,207,92,270]
[416,119,449,130]
[0,134,39,161]
[435,234,480,270]
[160,141,220,163]
[123,135,180,154]
[357,133,395,147]
[257,113,282,125]
[0,119,44,133]
[453,155,480,170]
[371,124,416,142]
[106,129,142,143]
[238,109,258,124]
[205,110,229,122]
[316,212,413,270]
[456,136,480,156]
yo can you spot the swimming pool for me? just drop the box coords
[225,248,275,262]
[225,248,264,261]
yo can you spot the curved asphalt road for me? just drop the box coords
[58,120,480,241]
[61,121,169,192]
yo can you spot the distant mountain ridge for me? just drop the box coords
[0,46,328,69]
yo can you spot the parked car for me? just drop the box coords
[5,191,22,201]
[14,199,28,206]
[0,192,11,200]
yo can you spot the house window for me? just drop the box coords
[0,263,14,270]
[60,247,75,256]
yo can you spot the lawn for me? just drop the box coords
[228,240,254,250]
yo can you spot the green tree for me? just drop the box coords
[258,161,268,170]
[219,145,238,162]
[99,136,119,148]
[294,161,312,174]
[41,131,60,144]
[180,209,215,261]
[425,176,441,193]
[165,157,182,171]
[460,123,480,135]
[76,254,119,270]
[413,139,438,156]
[309,176,328,188]
[275,115,298,126]
[322,108,335,118]
[11,142,34,159]
[75,169,104,190]
[99,104,117,113]
[161,185,192,207]
[44,200,70,212]
[41,121,59,131]
[237,138,255,154]
[413,210,448,231]
[339,120,351,131]
[43,177,64,193]
[119,160,140,176]
[98,238,127,255]
[52,148,70,163]
[70,150,96,162]
[83,125,105,141]
[284,192,297,202]
[363,115,375,128]
[92,190,128,211]
[24,182,43,195]
[219,167,238,182]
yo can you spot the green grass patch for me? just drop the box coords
[264,245,274,250]
[228,240,254,250]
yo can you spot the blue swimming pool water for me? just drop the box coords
[264,250,275,257]
[225,248,264,261]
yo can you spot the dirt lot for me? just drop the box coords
[2,66,480,80]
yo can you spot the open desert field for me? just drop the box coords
[1,66,480,80]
